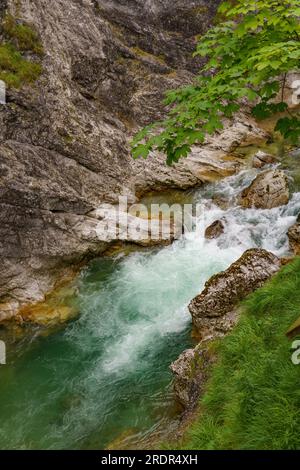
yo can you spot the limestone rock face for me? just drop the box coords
[238,170,289,209]
[0,0,268,319]
[189,249,281,336]
[204,219,224,239]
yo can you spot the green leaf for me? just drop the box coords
[132,144,151,160]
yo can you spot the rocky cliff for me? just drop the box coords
[0,0,269,320]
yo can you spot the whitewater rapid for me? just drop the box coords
[70,167,300,371]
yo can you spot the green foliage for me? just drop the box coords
[2,14,43,54]
[0,14,43,89]
[0,43,42,88]
[176,258,300,450]
[132,0,300,165]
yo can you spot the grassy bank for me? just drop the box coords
[178,258,300,450]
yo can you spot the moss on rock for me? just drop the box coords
[0,13,43,89]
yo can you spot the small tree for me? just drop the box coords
[132,0,300,165]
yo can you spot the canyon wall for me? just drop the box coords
[0,0,268,320]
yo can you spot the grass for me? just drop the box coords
[0,43,42,88]
[177,257,300,450]
[0,14,43,88]
[2,14,43,55]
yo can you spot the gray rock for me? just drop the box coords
[238,169,289,209]
[189,249,281,336]
[179,208,300,411]
[171,249,281,409]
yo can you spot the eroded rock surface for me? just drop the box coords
[238,170,289,209]
[171,248,281,408]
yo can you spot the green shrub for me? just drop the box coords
[132,0,300,164]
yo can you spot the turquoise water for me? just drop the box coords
[0,247,229,450]
[0,168,299,450]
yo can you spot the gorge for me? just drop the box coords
[0,0,300,452]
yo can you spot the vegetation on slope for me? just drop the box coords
[177,258,300,450]
[0,14,43,88]
[132,0,300,165]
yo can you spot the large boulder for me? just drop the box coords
[189,249,281,337]
[238,170,289,209]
